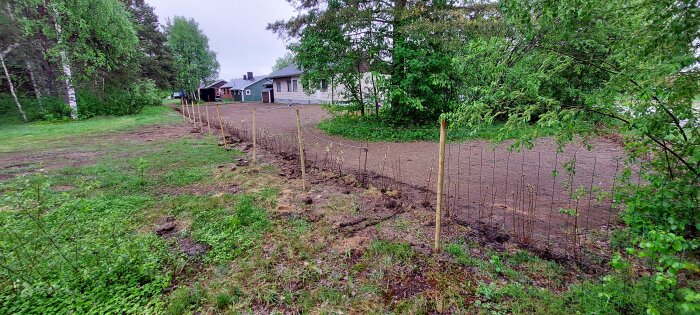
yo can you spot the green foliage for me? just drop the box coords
[0,95,71,123]
[44,0,140,79]
[166,284,206,315]
[317,112,569,142]
[166,16,219,94]
[497,275,675,315]
[0,175,171,314]
[446,0,700,311]
[168,194,270,264]
[271,51,295,72]
[121,0,176,90]
[365,241,414,264]
[77,80,162,118]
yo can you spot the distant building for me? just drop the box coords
[220,72,271,102]
[267,64,377,105]
[198,80,227,102]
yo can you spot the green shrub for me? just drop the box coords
[78,80,162,118]
[0,175,171,314]
[0,94,71,123]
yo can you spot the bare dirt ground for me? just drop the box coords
[205,102,631,257]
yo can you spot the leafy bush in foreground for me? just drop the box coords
[0,175,171,314]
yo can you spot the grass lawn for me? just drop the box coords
[317,114,598,143]
[0,106,181,153]
[0,107,677,314]
[163,98,182,105]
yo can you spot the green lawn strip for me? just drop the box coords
[0,106,180,153]
[162,98,182,105]
[317,114,591,143]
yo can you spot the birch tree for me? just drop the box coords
[0,43,27,122]
[166,16,219,100]
[6,0,138,119]
[49,5,78,119]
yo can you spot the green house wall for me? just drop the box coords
[241,79,268,102]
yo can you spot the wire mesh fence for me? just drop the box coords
[184,103,639,258]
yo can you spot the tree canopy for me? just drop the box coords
[271,51,296,72]
[166,16,219,97]
[1,0,184,120]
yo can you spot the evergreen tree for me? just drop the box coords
[122,0,176,90]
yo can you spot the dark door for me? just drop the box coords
[262,91,270,103]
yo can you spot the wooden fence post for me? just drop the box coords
[196,102,202,128]
[180,98,186,122]
[205,104,212,134]
[253,108,257,163]
[215,104,227,149]
[434,119,447,252]
[184,99,190,122]
[295,109,307,191]
[195,104,204,128]
[189,99,195,125]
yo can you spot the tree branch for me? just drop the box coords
[580,106,699,178]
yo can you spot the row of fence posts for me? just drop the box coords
[177,101,482,254]
[179,99,309,192]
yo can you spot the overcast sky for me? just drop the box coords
[147,0,296,81]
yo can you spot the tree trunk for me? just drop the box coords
[51,4,78,119]
[359,73,364,117]
[1,44,27,122]
[371,72,379,117]
[26,60,44,111]
[390,0,407,110]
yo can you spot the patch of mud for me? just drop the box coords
[333,235,371,253]
[385,270,433,303]
[179,238,210,257]
[154,216,209,258]
[155,216,179,238]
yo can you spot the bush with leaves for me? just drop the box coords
[77,79,161,118]
[0,175,171,313]
[451,0,699,312]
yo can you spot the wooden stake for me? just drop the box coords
[434,119,447,252]
[183,98,190,122]
[205,104,212,134]
[196,102,202,128]
[180,98,186,121]
[252,108,257,163]
[215,104,227,149]
[189,99,195,124]
[295,109,307,191]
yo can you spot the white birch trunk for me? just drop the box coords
[1,44,27,122]
[51,6,78,119]
[25,60,43,111]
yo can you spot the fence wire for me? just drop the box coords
[185,103,641,258]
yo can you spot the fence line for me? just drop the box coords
[184,105,639,258]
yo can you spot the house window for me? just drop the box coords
[245,90,251,95]
[320,79,328,92]
[286,79,292,92]
[276,81,281,92]
[292,79,298,92]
